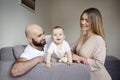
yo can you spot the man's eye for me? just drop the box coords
[38,33,44,37]
[38,34,42,37]
[43,32,45,34]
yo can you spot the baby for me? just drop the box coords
[45,26,72,68]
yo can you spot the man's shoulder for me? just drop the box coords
[24,45,35,53]
[45,35,52,45]
[24,45,31,50]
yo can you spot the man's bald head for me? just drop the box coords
[25,24,43,38]
[25,24,46,48]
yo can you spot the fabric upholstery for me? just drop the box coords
[12,45,27,60]
[0,61,90,80]
[0,45,91,80]
[0,47,15,61]
[105,56,120,80]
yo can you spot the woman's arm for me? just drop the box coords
[87,48,106,71]
[70,39,79,54]
[87,37,106,71]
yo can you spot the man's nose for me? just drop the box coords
[42,34,46,39]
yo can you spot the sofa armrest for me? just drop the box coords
[0,61,15,80]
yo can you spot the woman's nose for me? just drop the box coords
[82,20,86,24]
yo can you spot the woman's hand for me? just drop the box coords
[79,57,88,65]
[72,54,81,63]
[72,54,88,64]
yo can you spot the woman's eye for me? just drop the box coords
[86,19,89,23]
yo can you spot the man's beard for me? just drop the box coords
[32,38,46,47]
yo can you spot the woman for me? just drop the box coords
[71,8,112,80]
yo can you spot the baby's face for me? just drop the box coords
[52,28,65,44]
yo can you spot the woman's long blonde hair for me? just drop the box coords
[80,8,105,40]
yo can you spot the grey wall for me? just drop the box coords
[0,0,120,59]
[0,0,51,48]
[51,0,120,59]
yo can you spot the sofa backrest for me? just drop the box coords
[0,45,26,61]
[0,47,15,61]
[12,45,27,60]
[0,35,52,61]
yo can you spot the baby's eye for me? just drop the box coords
[59,34,62,36]
[53,34,57,36]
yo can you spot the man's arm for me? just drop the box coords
[11,56,43,77]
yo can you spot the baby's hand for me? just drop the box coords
[67,61,72,66]
[45,63,51,68]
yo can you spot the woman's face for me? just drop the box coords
[80,13,92,31]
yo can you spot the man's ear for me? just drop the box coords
[26,37,32,43]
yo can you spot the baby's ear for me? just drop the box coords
[63,34,65,39]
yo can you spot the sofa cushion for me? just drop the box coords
[0,61,26,80]
[13,45,26,60]
[0,47,15,61]
[105,56,120,80]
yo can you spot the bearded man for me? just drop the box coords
[11,24,50,77]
